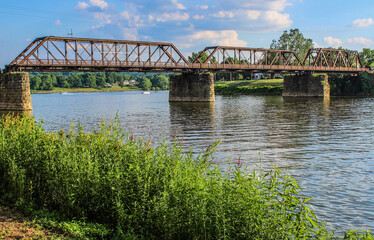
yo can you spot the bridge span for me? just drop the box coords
[0,36,370,112]
[4,36,365,74]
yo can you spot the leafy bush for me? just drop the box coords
[0,115,371,239]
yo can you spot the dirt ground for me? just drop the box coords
[0,207,55,240]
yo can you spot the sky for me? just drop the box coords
[1,0,374,68]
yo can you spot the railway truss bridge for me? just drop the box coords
[0,36,370,112]
[4,36,365,74]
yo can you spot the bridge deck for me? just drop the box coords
[4,36,366,74]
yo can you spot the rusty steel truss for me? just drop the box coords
[4,36,366,74]
[303,48,362,68]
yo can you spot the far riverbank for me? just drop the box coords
[31,86,141,94]
[31,79,284,95]
[214,79,283,95]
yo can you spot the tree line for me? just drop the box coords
[29,72,170,91]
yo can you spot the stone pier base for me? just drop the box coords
[283,74,330,98]
[0,72,32,112]
[169,73,215,102]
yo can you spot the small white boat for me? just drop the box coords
[142,91,151,94]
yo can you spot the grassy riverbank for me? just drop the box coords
[215,79,283,95]
[31,86,141,94]
[0,115,372,239]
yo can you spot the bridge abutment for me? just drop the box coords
[283,74,330,98]
[169,73,215,102]
[0,72,32,112]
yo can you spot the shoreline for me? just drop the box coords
[31,87,142,94]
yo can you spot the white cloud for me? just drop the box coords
[76,1,89,9]
[157,12,189,22]
[313,41,323,48]
[212,11,234,18]
[347,37,374,46]
[54,19,61,25]
[193,15,205,20]
[246,10,261,20]
[200,5,208,9]
[89,0,108,9]
[121,27,138,40]
[76,0,108,10]
[171,0,186,10]
[352,18,373,28]
[263,11,292,29]
[121,11,145,27]
[188,30,247,47]
[229,0,291,11]
[323,36,342,48]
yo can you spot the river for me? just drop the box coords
[31,90,374,234]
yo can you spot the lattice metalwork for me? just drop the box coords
[193,46,303,66]
[4,37,366,74]
[304,48,363,68]
[6,36,189,72]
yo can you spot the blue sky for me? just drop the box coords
[1,0,374,68]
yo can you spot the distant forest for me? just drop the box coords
[29,72,170,91]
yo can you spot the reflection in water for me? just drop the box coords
[30,91,374,234]
[169,102,216,153]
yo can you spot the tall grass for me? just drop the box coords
[0,115,369,239]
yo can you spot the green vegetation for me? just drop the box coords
[270,28,314,60]
[0,115,329,238]
[330,72,374,96]
[29,72,170,91]
[215,79,283,95]
[31,86,141,94]
[0,115,373,238]
[359,48,374,68]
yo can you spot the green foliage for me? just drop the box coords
[137,76,152,90]
[359,48,374,68]
[270,28,313,60]
[188,51,217,63]
[343,230,373,240]
[329,72,374,96]
[151,74,169,90]
[0,115,346,239]
[215,80,283,95]
[29,72,170,91]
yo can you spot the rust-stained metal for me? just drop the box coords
[4,36,366,74]
[303,48,362,69]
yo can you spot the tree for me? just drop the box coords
[68,74,83,88]
[270,29,313,61]
[188,52,217,63]
[151,74,169,90]
[30,75,42,90]
[138,76,152,90]
[96,73,106,88]
[40,74,54,90]
[359,48,374,68]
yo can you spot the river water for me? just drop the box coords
[31,91,374,234]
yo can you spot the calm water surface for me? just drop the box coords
[31,91,374,234]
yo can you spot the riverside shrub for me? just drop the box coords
[0,114,360,239]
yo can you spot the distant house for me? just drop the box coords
[123,80,130,85]
[129,79,138,85]
[104,83,113,88]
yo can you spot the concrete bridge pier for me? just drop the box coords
[169,73,215,102]
[283,74,330,98]
[0,72,33,113]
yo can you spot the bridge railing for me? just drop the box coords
[5,36,365,73]
[10,59,361,73]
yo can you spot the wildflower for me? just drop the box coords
[131,134,134,141]
[181,138,183,144]
[238,157,242,167]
